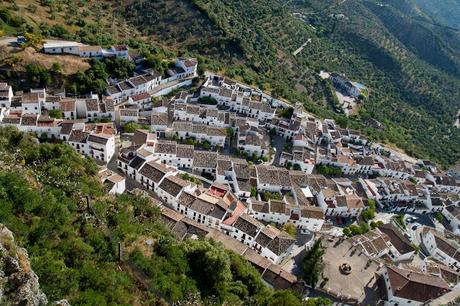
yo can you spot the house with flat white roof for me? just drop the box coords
[43,41,82,55]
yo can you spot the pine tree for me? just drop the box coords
[301,238,324,287]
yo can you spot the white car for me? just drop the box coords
[406,216,418,223]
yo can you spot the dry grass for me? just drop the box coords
[0,234,16,257]
[21,47,90,75]
[18,249,31,273]
[0,44,90,75]
[125,235,156,258]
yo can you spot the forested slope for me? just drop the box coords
[415,0,460,29]
[120,0,460,166]
[0,127,310,305]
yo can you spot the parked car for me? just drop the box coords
[411,223,421,231]
[406,216,418,223]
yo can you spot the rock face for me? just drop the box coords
[0,224,48,306]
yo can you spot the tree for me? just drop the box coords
[201,140,211,150]
[301,238,324,287]
[24,32,44,49]
[39,132,48,143]
[27,4,38,13]
[123,122,143,133]
[394,214,405,228]
[277,107,294,119]
[185,137,197,146]
[25,63,52,87]
[183,239,232,298]
[370,220,384,229]
[315,164,342,176]
[304,297,333,306]
[48,109,62,119]
[198,96,218,105]
[434,212,443,222]
[283,223,297,238]
[226,127,233,141]
[344,221,370,237]
[267,290,303,306]
[362,200,376,221]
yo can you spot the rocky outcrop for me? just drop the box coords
[0,224,48,306]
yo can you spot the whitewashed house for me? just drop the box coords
[156,175,196,207]
[380,265,449,306]
[442,205,460,236]
[252,225,295,264]
[421,228,460,273]
[249,198,324,233]
[0,82,13,107]
[43,41,82,55]
[98,169,125,194]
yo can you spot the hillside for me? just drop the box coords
[1,0,460,167]
[0,127,313,305]
[0,223,49,305]
[415,0,460,29]
[119,0,460,166]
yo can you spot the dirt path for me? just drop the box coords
[292,38,311,56]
